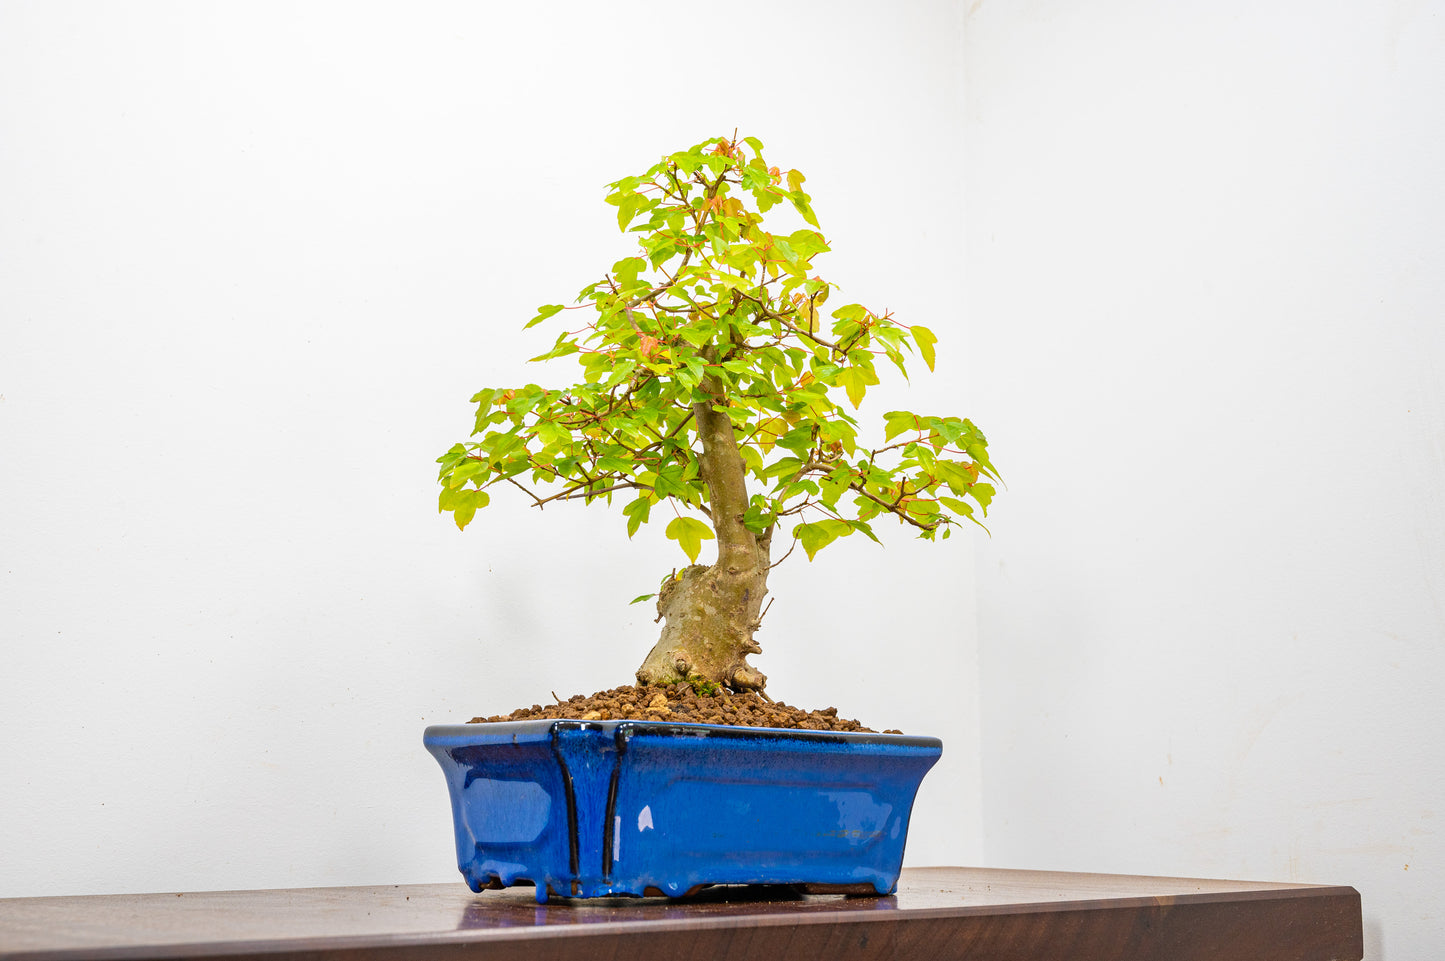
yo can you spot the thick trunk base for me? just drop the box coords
[635,560,768,693]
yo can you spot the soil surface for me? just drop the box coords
[469,684,900,734]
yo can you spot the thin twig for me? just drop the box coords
[535,481,651,506]
[505,476,546,509]
[768,538,798,569]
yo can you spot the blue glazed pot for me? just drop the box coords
[423,719,942,903]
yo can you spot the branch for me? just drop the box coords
[735,292,845,353]
[624,241,693,313]
[534,480,652,506]
[767,538,798,569]
[848,482,940,532]
[505,476,547,509]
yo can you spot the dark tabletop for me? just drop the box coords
[0,866,1362,961]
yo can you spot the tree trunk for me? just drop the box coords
[634,375,771,692]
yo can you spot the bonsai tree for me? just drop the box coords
[437,135,997,696]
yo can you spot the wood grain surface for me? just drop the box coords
[0,866,1362,961]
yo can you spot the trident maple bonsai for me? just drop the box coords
[437,135,997,697]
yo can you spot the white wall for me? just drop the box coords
[0,1,983,897]
[962,2,1445,958]
[6,2,1438,957]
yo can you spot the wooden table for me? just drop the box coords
[0,867,1362,961]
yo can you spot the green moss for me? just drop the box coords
[687,676,722,698]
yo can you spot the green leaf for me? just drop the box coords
[742,495,775,534]
[848,518,881,544]
[818,467,852,507]
[965,440,1001,482]
[612,256,646,289]
[623,496,652,538]
[906,498,941,518]
[616,192,646,231]
[779,479,820,501]
[837,367,865,409]
[525,304,565,329]
[664,515,715,563]
[834,365,876,410]
[935,460,977,494]
[629,593,657,605]
[436,443,469,475]
[938,495,974,517]
[755,416,787,453]
[793,522,829,560]
[933,417,966,445]
[712,271,753,293]
[910,325,937,372]
[439,486,490,511]
[677,325,712,347]
[445,459,486,488]
[739,443,765,475]
[528,333,579,363]
[794,199,819,228]
[793,518,851,560]
[535,420,571,449]
[776,425,814,458]
[884,410,918,442]
[440,488,490,530]
[939,495,991,532]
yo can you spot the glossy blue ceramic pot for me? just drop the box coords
[424,719,942,903]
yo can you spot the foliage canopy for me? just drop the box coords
[437,135,997,579]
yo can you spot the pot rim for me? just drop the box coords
[424,718,942,749]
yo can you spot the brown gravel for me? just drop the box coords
[468,684,901,734]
